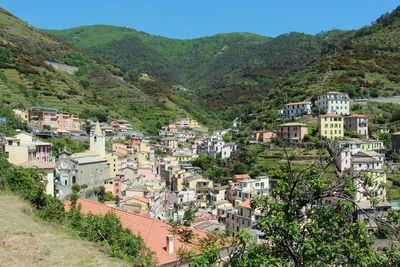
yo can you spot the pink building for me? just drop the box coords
[344,114,368,137]
[29,108,80,133]
[177,189,197,204]
[127,137,141,146]
[138,166,156,184]
[56,112,80,133]
[112,143,127,153]
[29,107,58,130]
[111,120,133,134]
[113,174,126,197]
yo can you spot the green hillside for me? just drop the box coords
[0,193,128,267]
[45,22,358,115]
[0,8,216,134]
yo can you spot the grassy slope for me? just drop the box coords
[0,8,205,134]
[0,193,128,267]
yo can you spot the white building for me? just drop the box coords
[221,143,236,160]
[351,151,386,204]
[283,101,312,119]
[233,176,269,207]
[316,91,350,115]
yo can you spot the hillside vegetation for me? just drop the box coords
[0,193,128,267]
[47,6,400,121]
[0,8,216,134]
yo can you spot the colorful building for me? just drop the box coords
[318,113,344,140]
[316,91,350,115]
[344,114,368,137]
[278,122,308,142]
[283,101,312,119]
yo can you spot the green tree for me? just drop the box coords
[183,207,195,226]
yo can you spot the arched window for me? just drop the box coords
[72,176,76,184]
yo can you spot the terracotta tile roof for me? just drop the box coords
[346,114,368,119]
[233,174,250,182]
[123,196,149,204]
[238,199,252,209]
[286,101,311,106]
[18,159,55,169]
[65,199,207,265]
[319,113,343,118]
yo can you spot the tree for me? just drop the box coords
[185,140,400,266]
[183,207,195,226]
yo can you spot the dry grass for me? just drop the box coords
[0,193,129,267]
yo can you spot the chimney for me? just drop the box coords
[166,235,174,255]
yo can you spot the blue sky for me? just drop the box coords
[0,0,399,39]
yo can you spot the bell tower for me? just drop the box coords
[90,121,105,157]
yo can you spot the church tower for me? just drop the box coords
[90,121,105,157]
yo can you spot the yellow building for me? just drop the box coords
[13,109,29,122]
[188,119,200,129]
[318,113,344,140]
[121,196,149,214]
[211,185,228,203]
[106,153,118,178]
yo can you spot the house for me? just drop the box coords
[336,139,386,173]
[278,123,308,142]
[345,114,368,137]
[318,113,344,140]
[4,132,52,165]
[221,143,236,160]
[104,174,125,197]
[210,185,229,203]
[172,149,193,164]
[392,132,400,153]
[18,159,55,196]
[13,109,29,122]
[29,107,80,133]
[121,196,149,215]
[233,176,269,207]
[225,200,262,241]
[232,174,251,184]
[184,174,213,201]
[316,91,350,115]
[351,151,386,205]
[111,120,133,136]
[29,107,58,131]
[254,130,276,143]
[56,122,108,198]
[161,137,178,151]
[176,189,197,204]
[56,111,81,133]
[283,101,312,119]
[65,199,208,266]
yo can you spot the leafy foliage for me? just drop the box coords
[0,154,155,265]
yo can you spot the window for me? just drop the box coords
[72,176,76,184]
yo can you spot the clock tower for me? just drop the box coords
[90,121,105,157]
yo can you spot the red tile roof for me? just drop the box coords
[319,113,343,118]
[233,174,251,182]
[286,101,311,106]
[346,114,368,119]
[65,199,207,265]
[238,199,252,209]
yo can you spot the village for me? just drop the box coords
[1,90,400,265]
